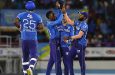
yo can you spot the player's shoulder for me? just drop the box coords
[18,12,26,16]
[82,21,88,26]
[33,13,42,18]
[46,21,51,25]
[17,12,26,18]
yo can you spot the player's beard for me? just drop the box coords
[78,17,85,21]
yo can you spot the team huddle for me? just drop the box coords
[14,1,88,75]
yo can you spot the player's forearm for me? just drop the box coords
[57,9,62,17]
[14,18,20,29]
[55,14,63,24]
[63,13,74,25]
[71,31,84,40]
[71,35,81,40]
[14,22,20,29]
[50,14,63,26]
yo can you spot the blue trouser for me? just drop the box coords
[61,47,70,75]
[22,40,38,75]
[46,38,62,75]
[69,43,86,75]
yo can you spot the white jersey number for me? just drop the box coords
[23,19,36,31]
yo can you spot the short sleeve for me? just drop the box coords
[36,15,43,24]
[81,23,88,32]
[16,13,22,20]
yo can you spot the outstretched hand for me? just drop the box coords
[61,5,66,14]
[56,1,60,9]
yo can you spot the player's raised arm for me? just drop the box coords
[46,10,63,28]
[50,14,63,25]
[48,1,63,26]
[61,5,74,25]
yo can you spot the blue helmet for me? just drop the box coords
[25,1,35,11]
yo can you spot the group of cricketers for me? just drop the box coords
[14,1,88,75]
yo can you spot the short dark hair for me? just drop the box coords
[46,10,54,19]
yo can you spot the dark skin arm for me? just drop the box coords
[14,18,20,30]
[37,23,44,33]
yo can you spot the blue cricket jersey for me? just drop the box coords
[46,10,63,39]
[74,20,88,46]
[17,11,42,40]
[58,24,74,47]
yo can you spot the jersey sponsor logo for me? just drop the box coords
[27,14,33,19]
[57,26,70,32]
[63,29,70,32]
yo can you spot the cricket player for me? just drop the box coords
[58,18,74,75]
[45,4,63,75]
[61,6,88,75]
[14,1,43,75]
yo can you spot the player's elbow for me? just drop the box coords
[14,22,20,28]
[14,18,20,28]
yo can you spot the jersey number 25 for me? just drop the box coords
[23,19,36,31]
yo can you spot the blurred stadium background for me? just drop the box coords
[0,0,115,75]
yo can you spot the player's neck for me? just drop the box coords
[26,10,33,13]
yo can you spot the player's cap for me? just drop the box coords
[25,1,35,11]
[80,12,88,19]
